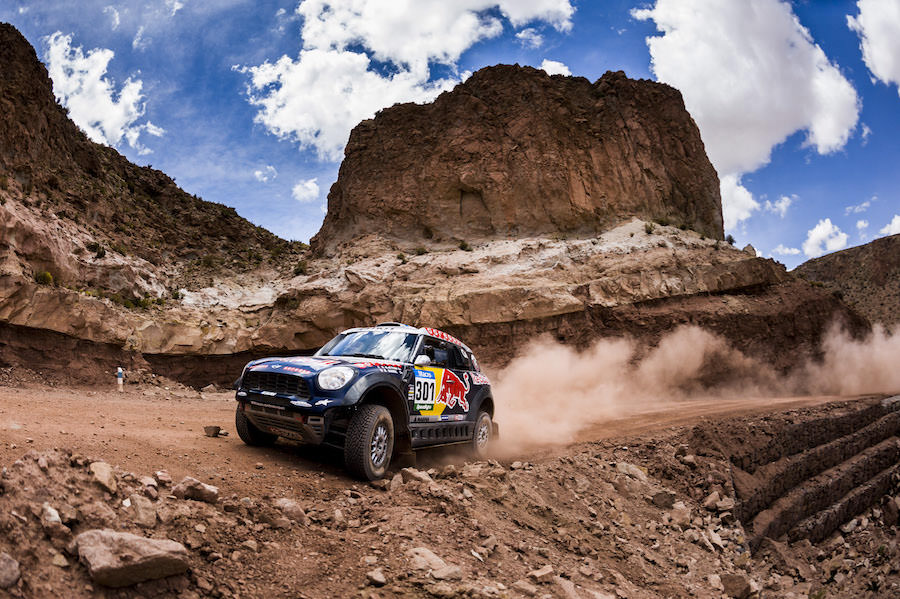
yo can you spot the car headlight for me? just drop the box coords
[317,366,355,390]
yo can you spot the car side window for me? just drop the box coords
[421,338,451,367]
[450,346,472,371]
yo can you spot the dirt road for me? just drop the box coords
[0,382,871,492]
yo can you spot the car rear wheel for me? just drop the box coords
[345,404,394,480]
[235,406,277,446]
[471,410,493,458]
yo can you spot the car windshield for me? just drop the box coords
[316,330,419,362]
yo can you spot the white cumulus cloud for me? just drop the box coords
[516,28,544,48]
[720,174,759,231]
[254,165,278,183]
[802,218,849,258]
[845,197,873,215]
[166,0,185,17]
[241,0,575,161]
[879,215,900,236]
[848,0,900,97]
[764,194,795,218]
[43,32,163,153]
[633,0,860,231]
[771,244,801,256]
[292,178,320,203]
[540,59,571,76]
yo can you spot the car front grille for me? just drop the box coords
[243,371,311,399]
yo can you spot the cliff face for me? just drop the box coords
[794,234,900,328]
[0,22,298,297]
[0,25,868,387]
[312,65,724,253]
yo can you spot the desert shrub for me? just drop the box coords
[654,217,671,227]
[34,271,53,285]
[644,222,655,234]
[200,255,217,267]
[0,175,7,190]
[678,223,688,231]
[136,297,153,309]
[397,253,407,264]
[110,242,127,255]
[86,241,105,259]
[293,260,308,276]
[458,241,473,251]
[171,289,183,300]
[726,234,736,245]
[415,246,427,256]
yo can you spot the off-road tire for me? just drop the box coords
[471,410,493,458]
[345,404,394,480]
[235,407,277,446]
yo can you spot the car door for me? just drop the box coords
[409,337,472,418]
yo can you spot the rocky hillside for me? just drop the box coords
[0,22,301,296]
[794,234,900,329]
[0,24,870,386]
[312,65,723,253]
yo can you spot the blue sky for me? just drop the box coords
[2,0,898,268]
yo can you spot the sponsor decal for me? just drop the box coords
[413,369,436,410]
[472,373,490,386]
[352,361,404,374]
[290,400,311,408]
[282,365,311,374]
[315,399,333,406]
[423,328,465,348]
[280,357,338,370]
[413,367,471,413]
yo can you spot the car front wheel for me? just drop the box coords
[235,406,277,446]
[344,404,394,480]
[471,410,493,458]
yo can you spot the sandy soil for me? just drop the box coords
[0,382,867,492]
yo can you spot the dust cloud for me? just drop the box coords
[491,324,900,452]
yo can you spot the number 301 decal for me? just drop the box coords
[413,369,436,410]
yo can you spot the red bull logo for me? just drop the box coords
[437,370,470,411]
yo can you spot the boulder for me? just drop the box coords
[172,477,219,503]
[0,552,20,589]
[89,462,117,494]
[74,529,189,587]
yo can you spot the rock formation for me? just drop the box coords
[794,234,899,329]
[0,24,869,385]
[312,65,723,252]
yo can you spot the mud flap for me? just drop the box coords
[492,422,500,440]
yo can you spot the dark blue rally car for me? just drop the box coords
[234,323,497,480]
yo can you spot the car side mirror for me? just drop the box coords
[414,355,432,366]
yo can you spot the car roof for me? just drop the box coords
[339,323,474,353]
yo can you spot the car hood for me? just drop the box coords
[245,356,405,376]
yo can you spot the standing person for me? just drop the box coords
[116,367,125,392]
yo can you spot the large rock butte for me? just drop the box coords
[313,65,724,252]
[0,23,870,385]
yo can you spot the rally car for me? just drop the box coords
[233,323,496,480]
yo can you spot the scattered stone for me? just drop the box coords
[89,462,117,494]
[154,470,173,486]
[708,574,723,591]
[721,573,752,599]
[669,502,692,529]
[615,462,648,483]
[201,384,217,393]
[241,540,258,553]
[390,473,404,491]
[203,425,221,437]
[128,494,157,528]
[511,461,524,470]
[367,567,387,587]
[400,467,433,484]
[882,495,899,527]
[681,455,697,469]
[431,565,462,580]
[74,529,190,588]
[274,498,309,525]
[52,553,69,568]
[702,491,721,510]
[512,579,538,596]
[407,547,447,571]
[255,462,264,470]
[527,565,554,584]
[0,552,20,589]
[651,491,676,509]
[716,496,736,512]
[172,477,219,503]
